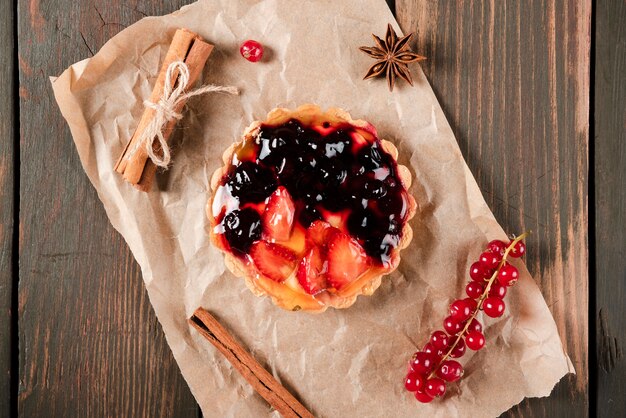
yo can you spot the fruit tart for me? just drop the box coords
[208,105,417,312]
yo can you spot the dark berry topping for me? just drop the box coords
[299,204,323,227]
[226,161,277,203]
[215,119,410,265]
[223,209,262,254]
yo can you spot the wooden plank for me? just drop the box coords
[395,0,590,416]
[0,0,15,416]
[594,0,626,416]
[17,1,198,416]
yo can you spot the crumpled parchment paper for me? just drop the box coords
[50,0,574,416]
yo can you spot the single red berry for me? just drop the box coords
[466,330,486,350]
[466,281,485,299]
[422,342,444,358]
[425,378,446,398]
[437,360,463,382]
[404,371,425,392]
[483,297,505,317]
[414,390,434,403]
[240,40,264,62]
[467,318,483,333]
[469,262,487,281]
[449,338,466,358]
[488,282,507,298]
[443,316,463,335]
[498,263,520,286]
[487,239,507,255]
[410,351,435,374]
[464,297,478,312]
[430,330,449,350]
[449,299,472,321]
[479,251,501,270]
[509,240,526,258]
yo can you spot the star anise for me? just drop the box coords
[359,23,426,91]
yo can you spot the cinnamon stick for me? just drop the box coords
[189,308,315,418]
[115,28,214,191]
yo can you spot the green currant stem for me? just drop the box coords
[427,231,530,379]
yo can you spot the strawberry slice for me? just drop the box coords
[327,232,369,290]
[297,246,328,295]
[306,220,338,247]
[263,186,295,242]
[250,241,297,282]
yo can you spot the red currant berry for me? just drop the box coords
[488,282,507,298]
[404,371,425,392]
[443,316,463,335]
[466,281,485,299]
[479,251,501,270]
[425,378,446,398]
[483,297,505,317]
[509,240,526,258]
[410,351,435,374]
[487,239,507,255]
[437,360,463,382]
[498,263,519,286]
[430,330,449,350]
[469,262,487,281]
[466,330,486,350]
[449,338,466,358]
[449,299,472,321]
[422,342,444,358]
[467,318,483,333]
[414,390,434,403]
[240,40,264,62]
[464,297,478,312]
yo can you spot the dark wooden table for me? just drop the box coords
[2,0,624,416]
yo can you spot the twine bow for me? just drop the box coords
[129,60,239,168]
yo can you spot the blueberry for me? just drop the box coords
[316,157,348,187]
[293,152,318,172]
[256,132,288,162]
[323,131,351,158]
[298,179,325,203]
[357,144,384,170]
[362,179,387,199]
[299,204,322,227]
[347,208,380,239]
[226,162,277,203]
[322,188,347,211]
[384,176,398,188]
[223,208,262,254]
[387,215,402,234]
[363,233,399,264]
[378,191,407,219]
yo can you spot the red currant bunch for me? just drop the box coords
[404,234,527,402]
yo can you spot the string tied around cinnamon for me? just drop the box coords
[128,60,239,168]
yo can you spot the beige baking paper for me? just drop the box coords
[51,0,574,416]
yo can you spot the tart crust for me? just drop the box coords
[208,105,417,312]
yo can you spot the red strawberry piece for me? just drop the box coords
[296,246,328,295]
[305,220,338,247]
[327,232,369,289]
[263,186,295,242]
[250,241,297,282]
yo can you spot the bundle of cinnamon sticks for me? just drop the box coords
[114,28,213,191]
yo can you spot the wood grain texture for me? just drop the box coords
[17,1,197,416]
[15,0,597,417]
[594,0,626,416]
[0,1,15,416]
[394,0,590,416]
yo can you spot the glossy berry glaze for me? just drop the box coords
[210,109,414,307]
